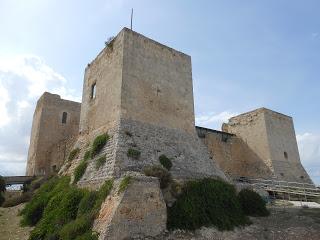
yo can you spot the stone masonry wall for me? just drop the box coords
[79,31,124,134]
[196,127,272,179]
[121,28,195,135]
[26,92,81,176]
[223,108,312,183]
[72,119,226,188]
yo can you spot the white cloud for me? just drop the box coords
[297,132,320,185]
[0,54,80,176]
[0,83,11,127]
[195,111,238,130]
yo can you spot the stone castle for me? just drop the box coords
[25,28,312,239]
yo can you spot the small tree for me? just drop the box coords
[0,175,5,193]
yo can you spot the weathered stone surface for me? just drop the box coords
[93,175,167,240]
[196,127,272,179]
[26,92,81,176]
[222,108,312,183]
[74,118,227,188]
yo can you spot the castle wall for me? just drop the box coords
[121,29,195,134]
[79,31,124,134]
[26,92,81,176]
[263,110,312,182]
[223,108,312,183]
[196,127,271,179]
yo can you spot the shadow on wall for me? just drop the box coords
[197,128,272,179]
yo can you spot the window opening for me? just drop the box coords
[62,112,67,124]
[91,83,96,99]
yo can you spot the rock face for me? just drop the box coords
[93,175,167,240]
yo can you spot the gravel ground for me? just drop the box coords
[0,205,319,240]
[0,204,32,240]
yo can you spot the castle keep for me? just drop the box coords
[26,28,313,239]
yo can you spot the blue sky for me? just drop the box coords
[0,0,319,184]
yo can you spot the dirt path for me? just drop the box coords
[0,204,32,240]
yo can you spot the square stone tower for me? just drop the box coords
[26,92,81,176]
[79,28,195,135]
[72,28,226,186]
[223,108,312,183]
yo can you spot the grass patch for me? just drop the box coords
[118,176,132,194]
[0,193,4,207]
[127,148,141,159]
[238,189,270,217]
[83,150,92,162]
[20,177,113,240]
[143,165,171,189]
[68,148,80,161]
[167,178,250,231]
[159,154,172,171]
[91,133,109,157]
[95,155,106,170]
[74,161,88,183]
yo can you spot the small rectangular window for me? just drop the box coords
[62,112,67,124]
[91,83,96,99]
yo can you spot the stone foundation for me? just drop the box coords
[93,175,167,240]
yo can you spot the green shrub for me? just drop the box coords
[68,148,80,161]
[2,192,31,207]
[118,176,132,193]
[77,191,98,216]
[74,161,88,183]
[20,177,70,226]
[84,150,92,162]
[96,179,114,205]
[238,189,270,217]
[127,148,141,159]
[159,155,172,171]
[167,178,250,231]
[59,213,94,240]
[95,155,106,170]
[0,193,4,206]
[21,177,113,240]
[143,165,171,189]
[0,175,5,193]
[91,133,109,157]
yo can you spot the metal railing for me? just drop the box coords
[248,178,320,201]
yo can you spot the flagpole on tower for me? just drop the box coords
[130,8,133,30]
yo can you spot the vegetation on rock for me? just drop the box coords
[118,176,132,193]
[167,178,251,231]
[159,154,172,171]
[83,150,92,162]
[95,155,106,170]
[68,148,80,161]
[74,161,88,183]
[20,176,113,240]
[143,165,172,189]
[238,189,270,217]
[127,148,141,159]
[91,133,109,157]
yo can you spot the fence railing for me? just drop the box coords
[235,177,320,201]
